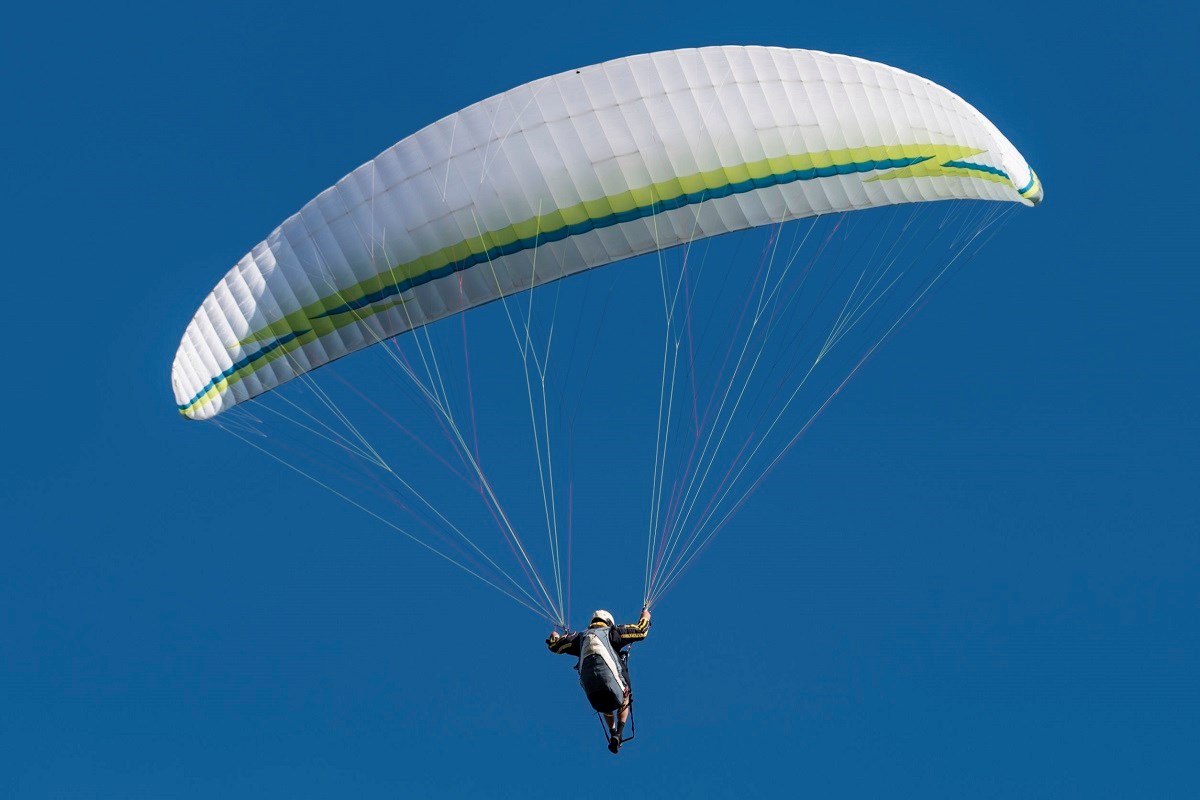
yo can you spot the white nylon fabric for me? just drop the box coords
[581,630,627,693]
[172,45,1037,420]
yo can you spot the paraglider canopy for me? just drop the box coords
[172,45,1039,422]
[171,46,1039,628]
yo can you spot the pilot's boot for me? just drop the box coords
[608,719,625,753]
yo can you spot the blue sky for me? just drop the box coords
[3,1,1197,796]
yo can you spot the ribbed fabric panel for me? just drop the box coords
[173,45,1037,419]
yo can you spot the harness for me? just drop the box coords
[578,627,627,694]
[570,627,637,746]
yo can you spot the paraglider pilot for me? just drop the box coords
[547,607,651,753]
